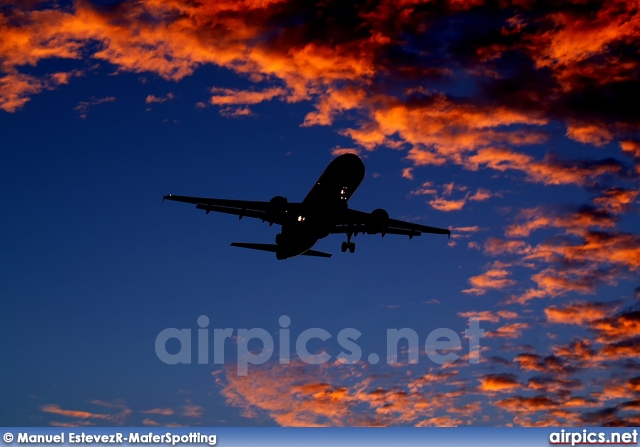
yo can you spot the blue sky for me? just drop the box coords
[1,0,639,427]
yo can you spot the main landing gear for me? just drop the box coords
[341,233,355,253]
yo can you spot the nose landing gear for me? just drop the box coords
[341,233,355,253]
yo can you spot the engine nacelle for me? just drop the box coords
[366,208,389,234]
[266,195,288,222]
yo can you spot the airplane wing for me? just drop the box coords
[163,194,288,224]
[331,209,450,238]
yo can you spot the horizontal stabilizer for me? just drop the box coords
[230,243,332,258]
[230,242,278,252]
[301,249,332,258]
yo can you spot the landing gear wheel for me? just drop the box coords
[342,233,356,254]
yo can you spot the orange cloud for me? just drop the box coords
[551,339,597,366]
[217,361,480,426]
[494,395,558,412]
[566,122,613,146]
[330,147,361,157]
[545,301,620,325]
[0,73,44,112]
[527,1,640,72]
[505,206,617,238]
[514,353,545,372]
[527,232,640,276]
[478,374,522,392]
[454,226,480,233]
[74,96,116,119]
[1,0,637,214]
[401,167,414,180]
[405,148,447,167]
[484,238,532,256]
[468,188,493,201]
[458,311,500,323]
[428,197,467,212]
[219,106,253,117]
[466,148,625,187]
[598,339,640,358]
[462,265,516,295]
[590,310,640,343]
[621,140,640,158]
[527,376,583,394]
[142,418,160,426]
[145,93,174,104]
[415,416,463,427]
[410,182,437,196]
[485,322,529,339]
[182,402,204,418]
[141,407,174,415]
[210,86,287,106]
[593,188,639,214]
[41,404,111,421]
[344,95,548,159]
[40,400,133,426]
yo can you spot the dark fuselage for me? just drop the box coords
[275,153,365,259]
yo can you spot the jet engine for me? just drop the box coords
[366,208,389,234]
[266,195,288,222]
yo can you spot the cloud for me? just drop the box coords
[140,408,174,415]
[0,71,80,112]
[495,203,638,304]
[428,197,467,212]
[566,122,613,146]
[527,376,583,394]
[74,96,116,119]
[409,182,437,196]
[478,374,522,392]
[505,206,618,238]
[462,264,516,295]
[0,73,44,112]
[217,361,480,427]
[458,310,518,323]
[591,310,640,344]
[453,226,481,233]
[549,334,609,368]
[145,93,174,104]
[494,396,558,413]
[210,86,287,106]
[514,353,546,372]
[41,404,111,421]
[40,401,132,426]
[39,398,210,427]
[182,402,204,418]
[1,0,638,162]
[142,418,160,426]
[545,301,620,325]
[219,106,254,117]
[484,238,532,256]
[485,322,529,339]
[465,149,627,187]
[593,188,639,214]
[1,1,638,219]
[401,167,414,180]
[468,189,493,202]
[330,147,361,157]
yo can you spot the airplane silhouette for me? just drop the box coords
[164,153,450,259]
